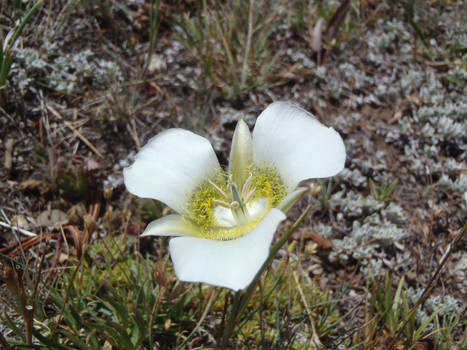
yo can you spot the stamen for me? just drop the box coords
[212,199,232,208]
[243,187,256,203]
[208,179,228,199]
[241,173,253,200]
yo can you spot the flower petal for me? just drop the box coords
[141,214,201,237]
[252,102,346,191]
[229,119,253,188]
[124,129,221,213]
[168,208,286,290]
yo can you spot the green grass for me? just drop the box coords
[0,0,44,107]
[174,0,283,100]
[2,234,464,349]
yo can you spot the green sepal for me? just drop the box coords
[276,187,308,213]
[229,119,253,188]
[141,214,200,237]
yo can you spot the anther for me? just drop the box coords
[243,187,256,203]
[213,199,232,208]
[241,173,253,199]
[208,179,229,199]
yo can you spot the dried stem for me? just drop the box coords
[240,0,254,90]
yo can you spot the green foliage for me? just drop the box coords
[361,273,461,349]
[3,236,202,349]
[2,236,463,349]
[0,0,44,106]
[317,179,334,208]
[174,0,282,99]
[369,178,398,202]
[57,171,89,202]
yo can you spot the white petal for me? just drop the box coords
[246,198,269,220]
[141,214,200,237]
[124,129,221,213]
[213,206,236,228]
[168,208,286,290]
[252,102,346,191]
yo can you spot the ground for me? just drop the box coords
[0,0,466,349]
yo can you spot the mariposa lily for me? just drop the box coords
[124,102,345,290]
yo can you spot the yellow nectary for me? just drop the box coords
[185,165,286,240]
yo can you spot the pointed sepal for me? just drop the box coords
[229,119,253,188]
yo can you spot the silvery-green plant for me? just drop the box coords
[0,0,44,106]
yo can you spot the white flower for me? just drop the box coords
[124,102,345,290]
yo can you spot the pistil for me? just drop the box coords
[229,180,249,224]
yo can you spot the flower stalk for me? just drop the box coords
[220,203,311,348]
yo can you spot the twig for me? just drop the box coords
[24,304,34,344]
[4,138,14,174]
[293,271,322,347]
[46,104,104,159]
[177,288,217,350]
[0,330,12,350]
[0,220,36,237]
[50,253,84,337]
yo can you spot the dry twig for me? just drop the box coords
[46,104,104,158]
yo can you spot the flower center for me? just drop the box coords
[186,166,285,240]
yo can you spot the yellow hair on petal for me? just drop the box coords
[201,215,265,240]
[250,165,286,206]
[186,171,227,228]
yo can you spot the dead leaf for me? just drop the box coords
[295,229,335,249]
[67,203,87,224]
[324,0,351,44]
[36,209,68,228]
[388,110,403,124]
[19,179,46,190]
[126,220,146,236]
[19,179,51,195]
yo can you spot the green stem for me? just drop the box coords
[220,291,243,349]
[220,204,311,348]
[7,0,45,51]
[237,205,311,319]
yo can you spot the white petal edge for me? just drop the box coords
[252,102,346,191]
[168,208,286,291]
[141,214,200,237]
[123,129,221,213]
